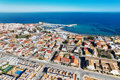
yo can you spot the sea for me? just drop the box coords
[0,12,120,36]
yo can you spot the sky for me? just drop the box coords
[0,0,120,12]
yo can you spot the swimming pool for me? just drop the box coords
[15,70,22,75]
[3,66,13,73]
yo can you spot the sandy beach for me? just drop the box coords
[55,27,81,35]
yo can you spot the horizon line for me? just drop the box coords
[0,11,120,13]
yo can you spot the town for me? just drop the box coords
[0,22,120,80]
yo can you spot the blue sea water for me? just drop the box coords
[0,12,120,36]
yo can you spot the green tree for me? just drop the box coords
[16,35,18,38]
[88,36,94,40]
[107,53,112,59]
[33,29,36,32]
[63,40,68,44]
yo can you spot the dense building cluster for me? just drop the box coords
[0,22,120,80]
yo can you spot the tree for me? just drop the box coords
[26,35,30,39]
[88,36,94,40]
[22,55,25,57]
[63,40,68,44]
[107,53,112,59]
[97,48,101,54]
[39,57,43,60]
[16,35,18,38]
[10,30,14,33]
[33,29,36,32]
[78,52,81,56]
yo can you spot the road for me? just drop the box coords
[0,52,120,80]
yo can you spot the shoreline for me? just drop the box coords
[56,27,115,37]
[55,27,80,35]
[0,22,118,37]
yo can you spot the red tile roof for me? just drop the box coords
[71,56,75,59]
[71,58,79,66]
[84,47,87,50]
[9,44,15,47]
[47,50,51,53]
[54,56,61,61]
[41,48,46,51]
[75,35,82,39]
[61,57,70,63]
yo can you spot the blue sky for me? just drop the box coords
[0,0,120,12]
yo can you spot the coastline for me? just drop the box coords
[55,27,80,35]
[56,27,105,37]
[56,26,117,37]
[0,12,120,36]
